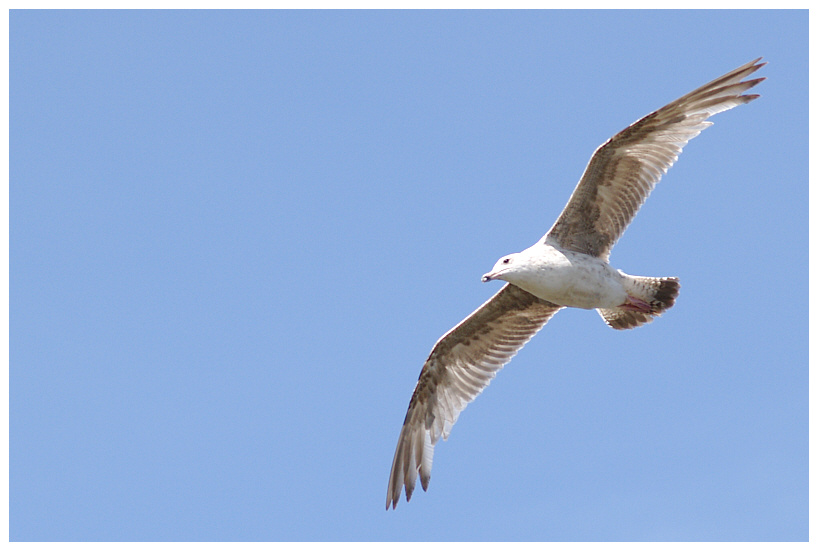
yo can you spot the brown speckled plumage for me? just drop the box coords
[387,59,764,510]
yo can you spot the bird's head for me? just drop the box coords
[481,253,521,283]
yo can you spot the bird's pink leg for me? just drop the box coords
[619,295,652,313]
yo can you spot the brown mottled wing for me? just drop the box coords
[545,58,765,259]
[386,284,561,509]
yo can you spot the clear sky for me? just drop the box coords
[10,9,807,542]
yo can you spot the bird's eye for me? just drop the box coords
[502,258,510,264]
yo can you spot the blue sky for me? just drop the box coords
[10,10,807,542]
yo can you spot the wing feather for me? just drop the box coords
[545,58,765,259]
[386,284,561,509]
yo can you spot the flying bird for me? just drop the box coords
[386,58,765,510]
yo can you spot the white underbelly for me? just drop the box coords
[514,247,628,309]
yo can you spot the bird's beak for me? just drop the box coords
[481,273,494,283]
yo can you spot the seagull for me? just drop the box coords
[386,58,765,510]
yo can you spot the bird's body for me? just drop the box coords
[483,243,629,310]
[386,58,765,510]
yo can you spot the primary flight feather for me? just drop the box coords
[387,58,765,509]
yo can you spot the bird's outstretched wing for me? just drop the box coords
[386,284,561,509]
[545,58,765,259]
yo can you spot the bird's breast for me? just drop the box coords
[511,246,628,309]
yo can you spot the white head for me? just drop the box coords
[481,252,524,283]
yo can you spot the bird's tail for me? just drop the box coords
[598,275,680,330]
